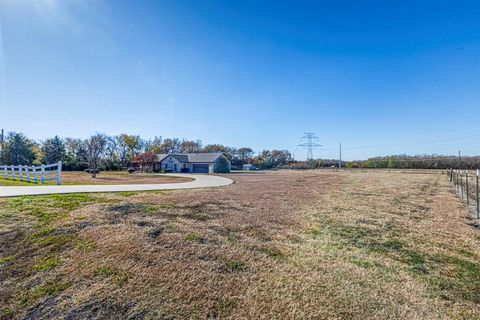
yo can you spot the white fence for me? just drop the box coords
[0,161,62,185]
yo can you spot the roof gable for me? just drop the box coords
[156,152,224,164]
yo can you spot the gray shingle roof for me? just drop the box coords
[156,152,224,164]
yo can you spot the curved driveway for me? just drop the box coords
[0,174,233,197]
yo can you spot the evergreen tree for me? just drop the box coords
[42,136,66,164]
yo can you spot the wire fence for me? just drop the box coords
[449,168,479,219]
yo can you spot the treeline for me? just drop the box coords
[281,159,345,169]
[0,132,293,170]
[280,154,480,170]
[346,154,480,169]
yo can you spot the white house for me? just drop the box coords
[242,164,255,171]
[154,152,231,174]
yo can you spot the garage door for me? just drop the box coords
[192,164,209,173]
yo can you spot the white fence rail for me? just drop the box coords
[0,161,62,185]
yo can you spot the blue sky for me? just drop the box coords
[0,0,479,160]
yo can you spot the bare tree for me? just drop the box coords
[159,138,181,154]
[179,139,203,153]
[85,133,107,169]
[104,136,119,170]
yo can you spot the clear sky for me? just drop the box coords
[0,0,479,160]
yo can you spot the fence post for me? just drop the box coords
[461,170,464,199]
[56,161,62,185]
[454,169,457,190]
[466,170,469,206]
[26,166,31,182]
[456,169,459,191]
[33,167,37,184]
[2,166,5,179]
[11,165,16,180]
[454,169,456,189]
[454,170,457,189]
[41,165,46,184]
[477,169,479,219]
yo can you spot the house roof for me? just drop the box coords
[156,152,224,164]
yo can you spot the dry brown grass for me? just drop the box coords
[1,170,479,319]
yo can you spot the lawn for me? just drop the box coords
[0,171,193,186]
[1,170,479,319]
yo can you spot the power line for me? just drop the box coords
[298,132,322,160]
[340,137,480,151]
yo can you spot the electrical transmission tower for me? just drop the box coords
[298,132,322,160]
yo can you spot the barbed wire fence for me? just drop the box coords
[449,169,480,219]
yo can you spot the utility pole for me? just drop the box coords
[0,129,3,166]
[458,150,462,169]
[298,132,322,161]
[339,142,342,169]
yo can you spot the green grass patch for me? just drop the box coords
[18,280,69,307]
[312,219,428,274]
[225,260,247,272]
[0,212,21,225]
[76,238,97,253]
[429,254,480,303]
[186,211,210,221]
[258,246,287,261]
[36,234,76,248]
[94,266,116,277]
[117,191,139,197]
[350,258,376,269]
[307,227,323,238]
[93,267,129,287]
[185,233,205,242]
[226,234,237,243]
[27,227,76,249]
[9,193,101,224]
[30,226,57,238]
[32,255,62,272]
[157,202,177,209]
[0,306,14,318]
[0,178,40,186]
[214,297,236,315]
[0,255,15,265]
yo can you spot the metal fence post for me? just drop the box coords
[454,169,457,190]
[466,170,469,206]
[456,169,459,192]
[461,170,464,199]
[477,169,479,219]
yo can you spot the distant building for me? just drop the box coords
[243,164,255,171]
[154,152,231,174]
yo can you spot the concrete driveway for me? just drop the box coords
[0,174,233,197]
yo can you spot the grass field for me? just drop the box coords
[1,170,479,319]
[0,171,193,186]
